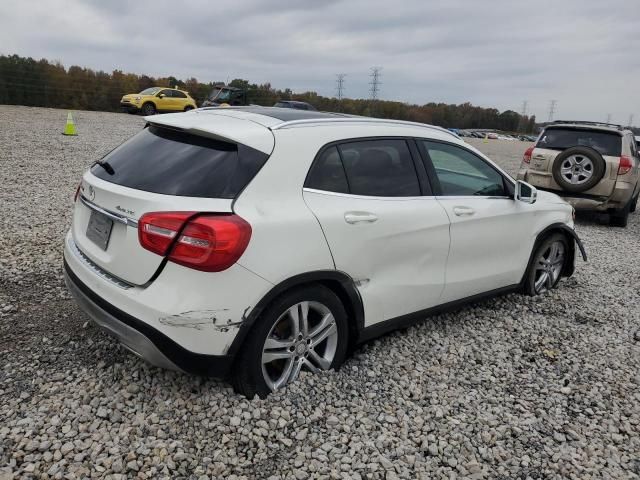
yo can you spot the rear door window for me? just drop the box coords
[338,140,421,197]
[305,146,349,193]
[91,126,268,198]
[538,128,622,156]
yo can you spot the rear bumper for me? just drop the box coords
[518,169,635,212]
[64,260,235,377]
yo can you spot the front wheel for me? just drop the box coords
[524,234,568,296]
[232,285,349,398]
[141,102,156,116]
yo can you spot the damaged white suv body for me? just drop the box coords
[64,107,586,398]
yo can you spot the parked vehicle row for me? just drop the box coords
[457,130,537,141]
[517,121,640,227]
[65,107,585,397]
[121,85,317,113]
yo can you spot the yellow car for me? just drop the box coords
[120,87,197,115]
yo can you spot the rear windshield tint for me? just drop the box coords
[91,126,269,198]
[537,128,621,156]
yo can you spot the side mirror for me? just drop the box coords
[515,180,537,204]
[158,93,165,99]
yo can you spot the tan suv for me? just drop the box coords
[517,121,640,227]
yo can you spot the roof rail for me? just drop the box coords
[271,117,459,138]
[551,120,624,130]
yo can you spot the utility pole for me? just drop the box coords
[335,74,346,101]
[547,100,557,122]
[369,67,382,116]
[628,114,634,127]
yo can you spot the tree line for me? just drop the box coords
[0,54,537,132]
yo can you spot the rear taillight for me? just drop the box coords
[523,146,534,164]
[139,211,195,256]
[138,212,251,272]
[618,155,632,175]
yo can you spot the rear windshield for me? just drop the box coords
[91,126,269,198]
[537,128,621,156]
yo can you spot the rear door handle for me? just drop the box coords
[344,212,378,224]
[453,206,475,217]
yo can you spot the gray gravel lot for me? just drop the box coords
[1,105,639,479]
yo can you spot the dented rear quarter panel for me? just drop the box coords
[64,231,273,355]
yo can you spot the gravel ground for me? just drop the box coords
[1,105,639,479]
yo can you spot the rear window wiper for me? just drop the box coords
[92,159,115,175]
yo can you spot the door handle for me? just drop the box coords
[344,212,378,224]
[453,206,475,217]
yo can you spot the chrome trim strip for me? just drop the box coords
[79,195,138,228]
[66,236,135,290]
[303,187,436,201]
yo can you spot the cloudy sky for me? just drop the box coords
[1,0,638,123]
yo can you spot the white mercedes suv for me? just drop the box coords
[64,107,586,398]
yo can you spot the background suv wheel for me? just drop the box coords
[551,146,605,193]
[232,285,349,398]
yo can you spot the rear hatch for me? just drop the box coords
[529,127,622,195]
[72,122,271,285]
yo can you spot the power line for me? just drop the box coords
[547,100,557,122]
[335,73,346,101]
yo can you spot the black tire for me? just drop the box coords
[610,199,631,227]
[551,146,605,193]
[141,102,156,116]
[629,193,638,213]
[184,105,194,112]
[523,233,569,296]
[232,285,349,399]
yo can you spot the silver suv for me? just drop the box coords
[517,121,640,227]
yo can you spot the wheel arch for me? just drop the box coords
[226,270,365,359]
[520,222,587,285]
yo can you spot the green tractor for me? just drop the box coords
[201,85,247,107]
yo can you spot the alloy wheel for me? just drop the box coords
[560,154,594,185]
[533,240,565,294]
[261,301,338,391]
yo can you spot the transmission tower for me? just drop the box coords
[518,100,529,132]
[369,67,382,116]
[547,100,557,122]
[628,114,634,127]
[606,113,612,124]
[335,74,346,101]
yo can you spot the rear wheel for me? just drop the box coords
[629,193,638,213]
[184,105,194,112]
[232,285,349,398]
[610,199,631,227]
[524,234,568,296]
[141,102,156,116]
